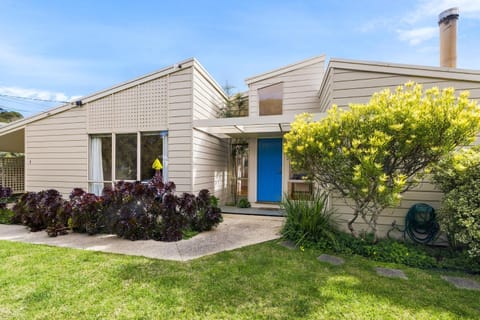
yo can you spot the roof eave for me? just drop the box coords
[326,57,480,82]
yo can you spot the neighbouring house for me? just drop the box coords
[1,53,480,237]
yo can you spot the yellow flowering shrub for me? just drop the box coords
[284,82,480,239]
[434,146,480,257]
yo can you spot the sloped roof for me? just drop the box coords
[0,57,225,136]
[318,58,480,98]
[245,55,325,85]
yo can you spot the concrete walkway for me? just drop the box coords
[0,214,284,261]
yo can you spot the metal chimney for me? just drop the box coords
[438,7,459,68]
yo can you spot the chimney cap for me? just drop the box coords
[439,7,459,24]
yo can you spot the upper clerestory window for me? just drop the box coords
[259,83,283,115]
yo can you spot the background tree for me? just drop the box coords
[217,93,248,118]
[284,82,480,240]
[0,109,23,157]
[0,109,23,123]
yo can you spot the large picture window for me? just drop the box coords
[259,83,283,116]
[116,133,137,180]
[89,131,168,195]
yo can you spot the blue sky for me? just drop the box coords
[0,0,479,116]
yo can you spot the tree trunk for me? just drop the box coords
[348,209,360,237]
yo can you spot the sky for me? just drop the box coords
[0,0,479,117]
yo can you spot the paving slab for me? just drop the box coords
[375,267,408,279]
[317,254,345,266]
[0,214,284,261]
[441,276,480,291]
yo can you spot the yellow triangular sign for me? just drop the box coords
[152,158,163,170]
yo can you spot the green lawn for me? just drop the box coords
[0,240,478,319]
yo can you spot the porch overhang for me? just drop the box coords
[193,113,326,138]
[0,127,25,153]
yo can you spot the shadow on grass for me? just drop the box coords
[2,240,479,319]
[113,241,480,318]
[112,242,333,319]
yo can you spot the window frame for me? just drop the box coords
[258,82,283,116]
[88,131,168,194]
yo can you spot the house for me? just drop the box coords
[0,58,229,200]
[1,54,480,237]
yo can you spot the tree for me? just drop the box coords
[217,93,248,118]
[284,82,480,240]
[0,110,23,123]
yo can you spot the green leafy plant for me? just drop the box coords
[284,82,480,241]
[433,146,480,258]
[237,198,251,208]
[0,209,14,224]
[281,191,338,247]
[217,93,248,118]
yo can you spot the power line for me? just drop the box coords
[0,93,69,104]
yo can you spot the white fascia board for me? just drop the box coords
[327,58,480,82]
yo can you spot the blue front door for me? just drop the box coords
[257,138,282,202]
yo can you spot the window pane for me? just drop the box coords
[141,132,163,181]
[101,136,112,181]
[259,83,283,115]
[116,134,137,180]
[233,143,248,197]
[89,135,111,195]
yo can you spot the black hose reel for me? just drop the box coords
[388,203,440,244]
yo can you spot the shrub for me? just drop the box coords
[39,189,71,237]
[12,178,222,241]
[12,192,44,231]
[0,186,13,224]
[0,186,12,210]
[69,189,104,235]
[281,191,338,247]
[433,147,480,259]
[193,190,223,232]
[0,209,14,224]
[284,82,480,240]
[237,198,251,208]
[152,191,185,241]
[334,234,437,269]
[178,190,223,233]
[12,190,70,235]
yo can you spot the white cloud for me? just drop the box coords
[407,0,480,24]
[397,27,437,45]
[0,86,79,103]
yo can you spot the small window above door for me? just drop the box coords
[259,83,283,116]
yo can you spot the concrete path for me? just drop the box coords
[0,214,284,261]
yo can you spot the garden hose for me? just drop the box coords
[404,203,440,244]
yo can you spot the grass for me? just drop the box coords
[0,241,479,319]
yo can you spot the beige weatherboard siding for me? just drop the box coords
[191,65,229,199]
[0,57,229,199]
[246,55,325,117]
[25,106,88,195]
[318,58,480,237]
[319,58,480,111]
